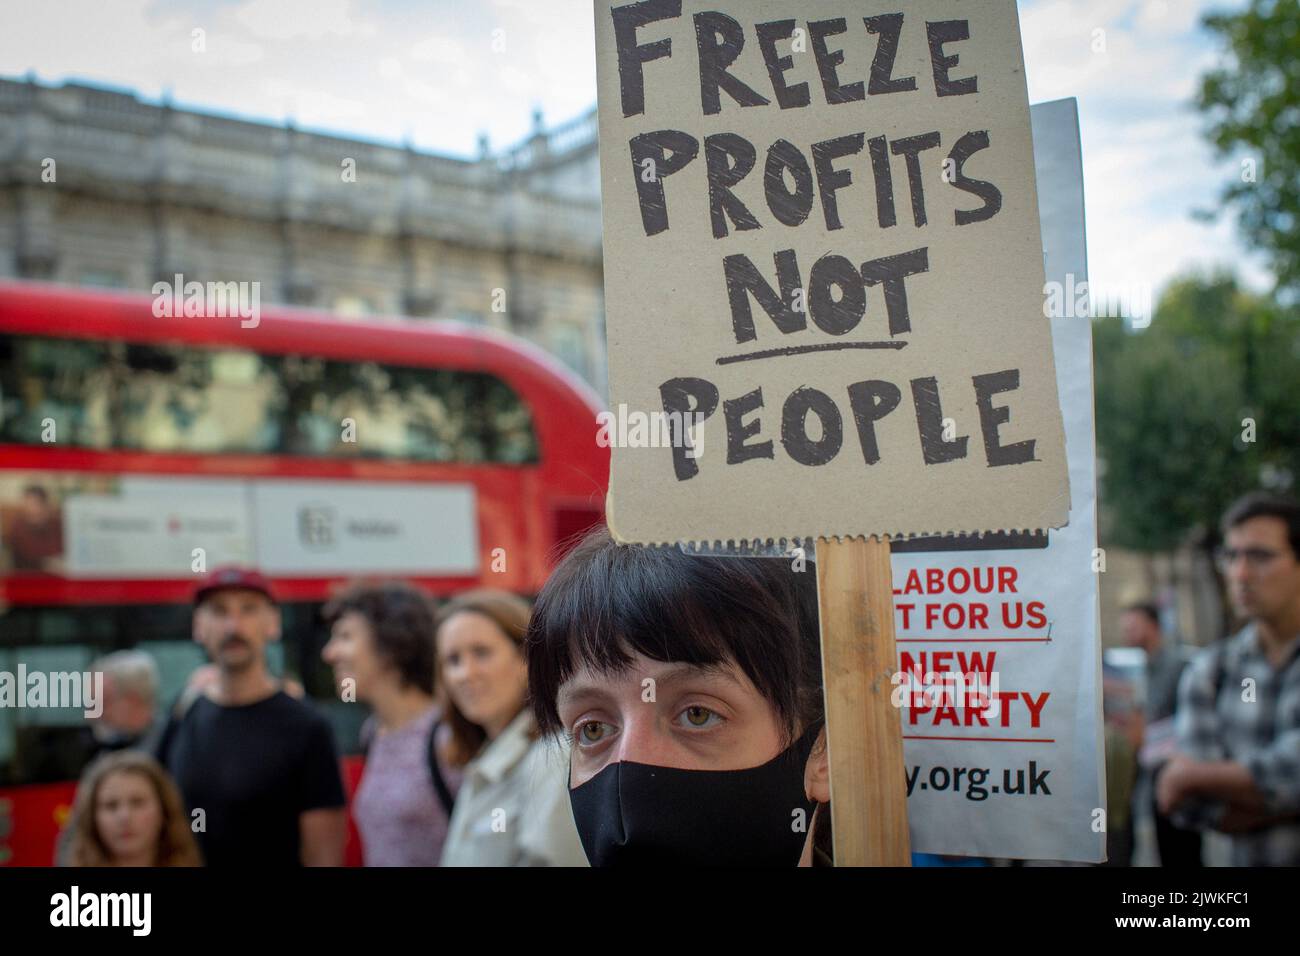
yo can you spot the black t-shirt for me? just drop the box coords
[157,690,345,867]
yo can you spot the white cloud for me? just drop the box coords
[409,35,472,66]
[233,0,359,41]
[1022,0,1209,104]
[1137,0,1204,33]
[262,80,366,125]
[1017,0,1264,296]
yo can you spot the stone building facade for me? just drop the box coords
[0,74,607,395]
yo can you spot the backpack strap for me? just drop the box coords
[358,715,376,756]
[358,713,455,818]
[427,719,456,818]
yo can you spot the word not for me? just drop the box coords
[659,369,1036,479]
[151,273,261,329]
[0,666,102,718]
[596,405,706,457]
[723,245,930,344]
[50,886,151,936]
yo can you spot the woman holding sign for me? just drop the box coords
[525,527,835,866]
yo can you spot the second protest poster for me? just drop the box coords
[893,98,1105,864]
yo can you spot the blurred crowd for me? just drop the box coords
[60,566,585,867]
[1101,492,1300,867]
[54,490,1300,868]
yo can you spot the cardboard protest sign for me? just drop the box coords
[594,0,1069,545]
[893,98,1105,862]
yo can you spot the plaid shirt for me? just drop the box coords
[1172,622,1300,866]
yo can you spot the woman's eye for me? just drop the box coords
[679,705,722,729]
[575,720,614,746]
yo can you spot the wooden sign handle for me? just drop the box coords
[815,535,911,866]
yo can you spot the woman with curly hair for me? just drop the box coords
[63,750,202,867]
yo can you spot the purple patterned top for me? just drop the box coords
[354,705,461,867]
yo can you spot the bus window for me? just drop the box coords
[277,356,540,464]
[116,342,284,454]
[0,334,539,464]
[0,336,115,448]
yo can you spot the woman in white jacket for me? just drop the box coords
[435,588,587,867]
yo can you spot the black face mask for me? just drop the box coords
[569,720,823,867]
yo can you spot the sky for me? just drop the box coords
[0,0,1271,304]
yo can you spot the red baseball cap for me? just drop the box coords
[193,566,278,607]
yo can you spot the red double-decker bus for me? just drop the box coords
[0,281,608,865]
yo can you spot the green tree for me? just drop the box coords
[1197,0,1300,300]
[1094,275,1300,552]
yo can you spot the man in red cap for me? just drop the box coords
[156,566,346,866]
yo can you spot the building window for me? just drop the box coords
[333,295,372,317]
[78,270,127,289]
[551,324,589,381]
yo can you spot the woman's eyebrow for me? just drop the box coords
[556,679,617,712]
[557,662,741,709]
[651,662,743,690]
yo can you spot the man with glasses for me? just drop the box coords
[1157,492,1300,865]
